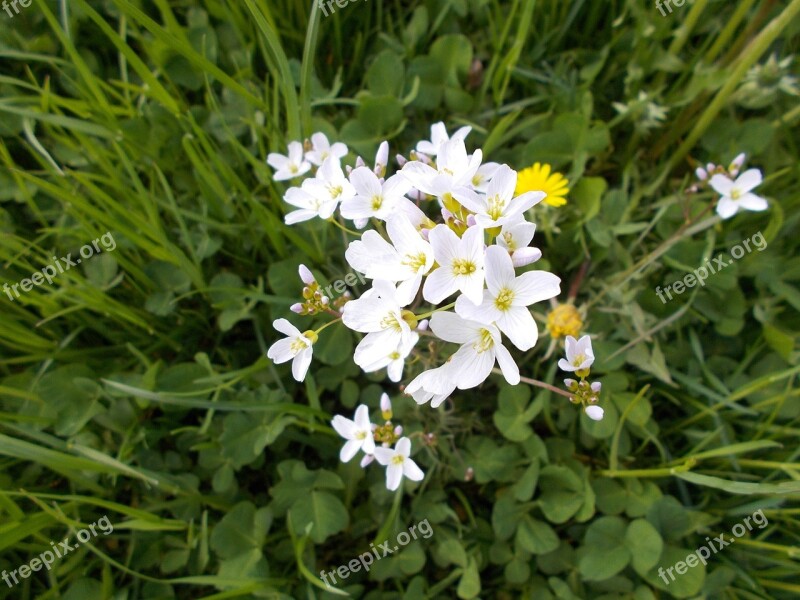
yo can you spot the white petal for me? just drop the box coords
[340,439,362,462]
[494,342,520,385]
[267,338,295,363]
[373,447,394,465]
[396,274,423,306]
[513,271,561,305]
[738,193,768,212]
[450,345,495,389]
[291,347,313,381]
[429,311,476,344]
[735,169,762,193]
[585,406,605,421]
[354,405,372,431]
[558,358,578,372]
[403,458,424,482]
[455,290,500,324]
[422,267,458,304]
[709,174,734,196]
[497,307,538,351]
[273,318,302,338]
[349,166,382,197]
[715,197,740,219]
[459,272,486,306]
[285,209,318,225]
[486,165,516,202]
[395,437,412,457]
[484,245,516,294]
[386,464,403,491]
[428,224,461,265]
[511,247,542,267]
[331,415,357,439]
[267,153,289,170]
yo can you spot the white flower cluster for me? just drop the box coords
[266,123,574,489]
[331,394,423,491]
[689,153,768,220]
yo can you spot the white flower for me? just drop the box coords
[495,217,542,267]
[429,311,520,388]
[558,335,595,372]
[405,364,457,408]
[455,245,560,351]
[709,169,768,219]
[455,165,545,228]
[267,141,312,181]
[401,138,482,200]
[345,215,434,305]
[301,156,356,208]
[305,132,348,166]
[373,437,424,491]
[331,405,375,462]
[354,328,419,382]
[423,224,485,305]
[728,152,746,176]
[266,319,315,381]
[283,185,338,225]
[343,280,417,373]
[415,122,471,157]
[340,168,414,223]
[584,405,604,421]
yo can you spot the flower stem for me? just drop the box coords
[314,317,342,334]
[493,369,573,400]
[414,302,455,320]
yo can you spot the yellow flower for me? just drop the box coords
[547,304,583,338]
[515,162,569,207]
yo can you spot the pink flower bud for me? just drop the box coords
[393,425,403,436]
[591,382,602,393]
[466,214,477,227]
[298,264,315,285]
[417,319,429,331]
[290,303,304,314]
[395,154,408,167]
[564,378,577,388]
[730,152,745,170]
[706,162,715,172]
[355,156,366,169]
[695,167,707,181]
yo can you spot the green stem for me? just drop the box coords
[414,302,455,320]
[596,458,697,478]
[314,317,341,334]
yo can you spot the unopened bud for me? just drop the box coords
[380,393,393,420]
[417,319,429,331]
[321,296,330,306]
[464,467,474,482]
[466,214,477,227]
[585,405,604,421]
[730,152,745,171]
[695,167,707,181]
[591,381,602,393]
[706,162,715,173]
[396,154,408,167]
[355,156,366,169]
[393,425,403,436]
[290,303,304,314]
[298,264,315,285]
[564,378,577,390]
[511,247,542,267]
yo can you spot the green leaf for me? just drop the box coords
[538,465,585,524]
[516,516,559,555]
[456,557,481,599]
[288,490,348,544]
[493,383,540,442]
[625,519,664,575]
[578,516,630,581]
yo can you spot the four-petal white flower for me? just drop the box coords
[558,335,595,372]
[305,132,348,166]
[331,405,375,462]
[415,122,472,157]
[456,245,561,351]
[266,319,315,382]
[373,437,424,491]
[267,141,311,181]
[709,169,768,219]
[423,224,485,305]
[455,164,545,228]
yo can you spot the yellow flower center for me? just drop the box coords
[371,195,383,210]
[402,252,428,272]
[328,184,343,199]
[389,351,401,360]
[380,312,403,332]
[546,304,583,338]
[572,353,586,367]
[472,328,495,353]
[290,164,299,174]
[494,287,515,311]
[391,455,405,465]
[731,188,741,200]
[502,231,516,250]
[290,338,308,354]
[486,194,506,221]
[471,174,483,186]
[356,431,367,440]
[452,259,477,276]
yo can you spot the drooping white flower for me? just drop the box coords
[267,141,312,181]
[343,280,417,375]
[455,165,545,228]
[495,217,542,267]
[401,138,482,200]
[345,215,434,305]
[584,405,604,421]
[354,327,419,382]
[331,405,375,462]
[405,364,457,408]
[728,152,746,176]
[266,319,315,381]
[301,156,356,210]
[429,311,520,388]
[283,185,338,225]
[558,335,595,372]
[416,122,471,157]
[373,437,424,491]
[305,132,348,166]
[423,224,485,305]
[709,169,768,219]
[340,168,414,223]
[455,245,560,351]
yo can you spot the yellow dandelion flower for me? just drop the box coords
[515,162,569,207]
[547,304,583,339]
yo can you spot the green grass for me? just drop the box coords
[0,0,799,598]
